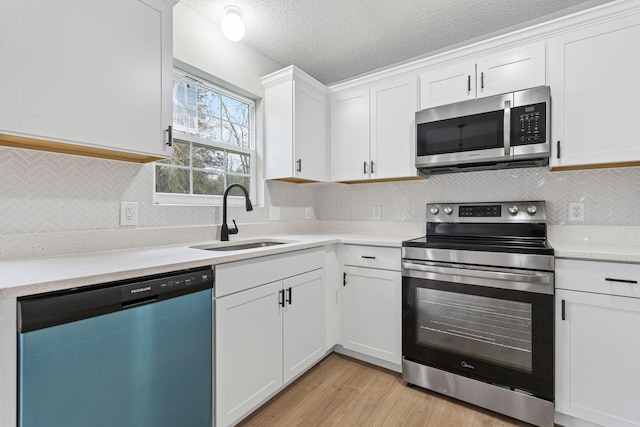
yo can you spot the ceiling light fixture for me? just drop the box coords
[221,5,245,42]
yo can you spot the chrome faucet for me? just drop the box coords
[221,183,253,241]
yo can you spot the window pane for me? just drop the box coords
[159,140,190,166]
[198,115,221,142]
[193,170,224,195]
[198,87,220,118]
[221,95,249,127]
[227,151,250,175]
[155,165,190,194]
[173,78,197,134]
[227,174,250,191]
[193,144,224,170]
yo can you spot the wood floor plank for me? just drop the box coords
[237,354,535,427]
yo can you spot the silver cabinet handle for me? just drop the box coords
[363,161,368,174]
[504,100,511,156]
[370,161,375,174]
[361,256,376,260]
[557,141,561,159]
[480,71,484,90]
[467,75,471,93]
[296,159,302,173]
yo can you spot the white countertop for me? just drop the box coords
[0,232,414,299]
[3,223,640,299]
[549,225,640,263]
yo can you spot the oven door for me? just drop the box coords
[402,260,554,401]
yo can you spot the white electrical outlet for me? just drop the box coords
[372,206,381,220]
[120,202,138,226]
[305,207,312,220]
[568,202,585,222]
[270,206,280,221]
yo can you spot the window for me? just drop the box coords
[154,70,255,205]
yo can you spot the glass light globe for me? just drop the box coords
[221,6,245,42]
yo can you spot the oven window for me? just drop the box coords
[416,288,532,373]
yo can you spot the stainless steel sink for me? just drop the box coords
[191,239,294,252]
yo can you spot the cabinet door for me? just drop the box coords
[342,266,401,365]
[370,76,418,180]
[263,79,295,180]
[418,60,476,109]
[0,0,173,160]
[550,15,640,169]
[556,290,640,427]
[282,269,325,383]
[330,88,370,181]
[215,281,283,427]
[294,81,327,181]
[476,42,546,98]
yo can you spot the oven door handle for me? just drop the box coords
[402,262,551,286]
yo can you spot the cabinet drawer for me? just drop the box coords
[341,245,400,271]
[556,259,640,299]
[216,248,324,297]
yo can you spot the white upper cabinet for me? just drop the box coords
[330,87,370,182]
[549,12,640,169]
[419,42,546,109]
[330,75,417,182]
[0,0,175,162]
[262,66,327,182]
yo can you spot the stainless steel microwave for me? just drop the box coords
[415,86,550,176]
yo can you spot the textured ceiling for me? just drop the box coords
[180,0,614,85]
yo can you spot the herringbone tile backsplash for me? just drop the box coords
[2,146,640,234]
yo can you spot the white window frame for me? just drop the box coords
[153,69,257,207]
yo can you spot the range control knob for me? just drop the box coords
[430,207,439,215]
[527,205,538,215]
[508,205,519,216]
[443,206,453,215]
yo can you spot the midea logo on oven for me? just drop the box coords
[461,361,475,370]
[130,286,152,294]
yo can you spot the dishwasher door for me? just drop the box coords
[17,268,213,427]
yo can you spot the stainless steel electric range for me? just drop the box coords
[402,201,554,427]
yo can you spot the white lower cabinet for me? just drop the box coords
[340,245,402,366]
[555,259,640,427]
[215,253,325,427]
[282,270,326,383]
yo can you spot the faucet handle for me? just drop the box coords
[229,219,239,235]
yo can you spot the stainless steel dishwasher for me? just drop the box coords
[17,267,213,427]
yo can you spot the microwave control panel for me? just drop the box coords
[512,102,546,145]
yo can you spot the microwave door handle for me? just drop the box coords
[504,99,511,156]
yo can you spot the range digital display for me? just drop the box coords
[459,205,502,217]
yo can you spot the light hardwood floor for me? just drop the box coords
[238,353,532,426]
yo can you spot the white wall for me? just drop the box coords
[173,3,282,99]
